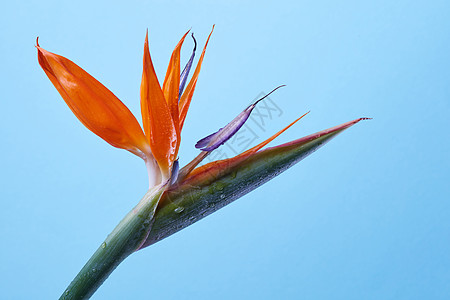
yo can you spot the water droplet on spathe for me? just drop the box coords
[174,207,184,214]
[101,242,107,249]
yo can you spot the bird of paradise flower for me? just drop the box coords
[37,26,369,300]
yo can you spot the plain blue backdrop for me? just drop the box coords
[1,0,449,299]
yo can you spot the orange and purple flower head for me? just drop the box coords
[37,27,371,299]
[37,26,311,189]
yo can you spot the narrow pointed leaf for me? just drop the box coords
[139,118,369,248]
[36,42,149,157]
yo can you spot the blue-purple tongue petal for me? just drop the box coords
[195,130,222,149]
[179,33,197,97]
[169,159,180,186]
[195,85,286,152]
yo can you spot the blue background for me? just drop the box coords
[1,0,449,299]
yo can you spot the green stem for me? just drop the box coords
[59,186,165,300]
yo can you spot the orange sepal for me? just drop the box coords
[178,25,214,131]
[140,31,177,178]
[162,30,190,155]
[185,112,309,182]
[36,40,149,157]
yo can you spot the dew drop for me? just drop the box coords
[101,242,107,249]
[174,207,184,214]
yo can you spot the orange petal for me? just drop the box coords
[36,40,149,157]
[140,31,177,178]
[162,30,190,155]
[178,25,214,131]
[185,112,309,181]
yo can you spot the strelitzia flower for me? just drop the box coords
[37,27,369,300]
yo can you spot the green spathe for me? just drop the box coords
[141,118,368,248]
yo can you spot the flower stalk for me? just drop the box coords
[59,186,166,300]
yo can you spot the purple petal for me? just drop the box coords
[198,110,251,152]
[195,130,222,149]
[195,85,286,152]
[179,33,197,97]
[169,159,180,186]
